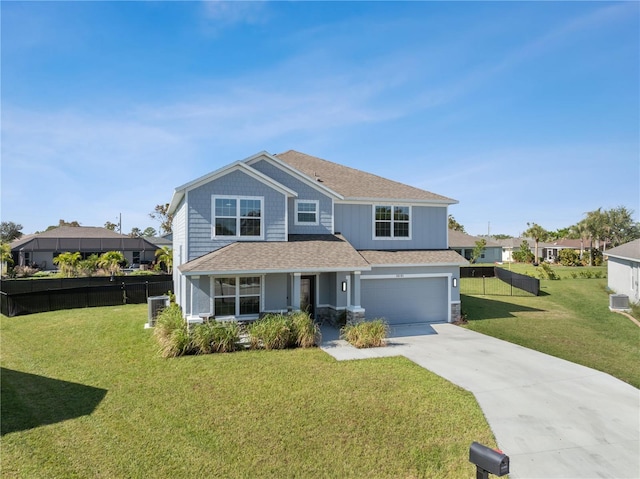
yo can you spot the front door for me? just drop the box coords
[300,275,316,318]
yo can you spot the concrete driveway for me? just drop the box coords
[320,323,640,479]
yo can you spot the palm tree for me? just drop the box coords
[53,251,81,277]
[1,242,13,275]
[570,221,590,261]
[523,222,549,265]
[98,251,125,277]
[155,246,173,274]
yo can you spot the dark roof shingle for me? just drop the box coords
[275,150,456,203]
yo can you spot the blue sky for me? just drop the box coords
[2,1,638,237]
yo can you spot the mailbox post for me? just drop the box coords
[469,442,509,479]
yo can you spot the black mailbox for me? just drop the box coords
[469,442,509,477]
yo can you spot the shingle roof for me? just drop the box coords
[10,226,159,252]
[606,239,640,261]
[448,229,500,248]
[358,249,468,266]
[275,150,456,204]
[179,235,371,274]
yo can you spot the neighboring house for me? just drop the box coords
[606,239,640,305]
[448,230,502,264]
[10,226,159,270]
[168,150,467,325]
[544,238,595,263]
[494,237,554,263]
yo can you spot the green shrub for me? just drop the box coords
[579,270,594,279]
[192,321,240,354]
[289,311,320,348]
[537,262,559,280]
[248,314,294,350]
[571,272,578,279]
[558,249,580,266]
[341,319,389,348]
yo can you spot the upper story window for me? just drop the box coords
[374,205,411,239]
[295,200,319,225]
[213,196,263,238]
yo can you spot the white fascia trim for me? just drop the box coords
[361,272,452,280]
[337,198,457,206]
[606,254,640,263]
[182,266,372,276]
[364,262,468,268]
[245,154,344,200]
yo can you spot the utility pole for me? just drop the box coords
[118,213,122,235]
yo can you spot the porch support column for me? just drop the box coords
[291,273,301,311]
[189,275,200,316]
[351,271,362,308]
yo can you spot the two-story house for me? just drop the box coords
[168,150,467,326]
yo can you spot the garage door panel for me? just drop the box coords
[361,278,447,324]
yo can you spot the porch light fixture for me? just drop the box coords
[341,281,347,292]
[452,278,458,288]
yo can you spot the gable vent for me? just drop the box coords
[609,294,630,311]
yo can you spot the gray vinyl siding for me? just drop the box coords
[264,273,289,312]
[186,170,287,261]
[252,159,333,235]
[334,203,448,250]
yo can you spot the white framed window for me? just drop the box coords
[373,205,411,239]
[212,196,263,239]
[295,200,319,225]
[212,276,261,317]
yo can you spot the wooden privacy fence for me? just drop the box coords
[1,276,173,317]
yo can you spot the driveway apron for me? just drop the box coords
[320,323,640,479]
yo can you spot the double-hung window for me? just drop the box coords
[374,205,411,239]
[295,200,319,225]
[213,276,261,317]
[213,196,263,239]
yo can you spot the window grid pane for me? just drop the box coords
[298,212,316,223]
[215,198,237,217]
[216,218,236,236]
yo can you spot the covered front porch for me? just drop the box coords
[182,270,367,325]
[176,234,371,325]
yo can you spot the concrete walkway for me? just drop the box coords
[320,323,640,479]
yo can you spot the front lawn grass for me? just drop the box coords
[462,278,640,388]
[1,305,495,478]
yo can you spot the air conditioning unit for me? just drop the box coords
[609,294,630,311]
[147,295,170,328]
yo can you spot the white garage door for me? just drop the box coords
[361,277,448,324]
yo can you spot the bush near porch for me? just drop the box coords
[154,306,321,357]
[1,304,496,478]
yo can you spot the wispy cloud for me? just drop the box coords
[200,0,269,28]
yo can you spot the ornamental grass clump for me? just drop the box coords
[248,314,293,350]
[154,304,192,358]
[192,321,240,354]
[289,311,320,348]
[341,319,389,348]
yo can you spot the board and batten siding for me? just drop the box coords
[186,170,287,261]
[251,159,334,235]
[334,203,448,250]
